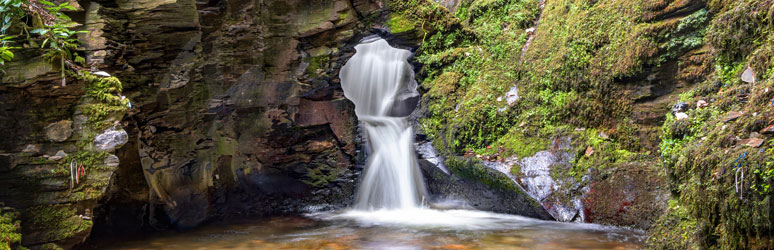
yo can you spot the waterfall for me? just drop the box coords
[339,37,427,210]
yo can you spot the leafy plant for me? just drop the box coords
[0,0,87,83]
[30,0,86,85]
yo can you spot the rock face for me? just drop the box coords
[0,0,380,248]
[0,61,130,249]
[87,0,382,237]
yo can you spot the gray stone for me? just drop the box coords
[94,127,129,151]
[48,150,67,161]
[104,154,120,167]
[741,66,755,83]
[22,144,40,154]
[45,120,73,142]
[671,102,689,114]
[506,86,519,106]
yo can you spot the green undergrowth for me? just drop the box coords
[406,0,691,159]
[28,205,91,245]
[401,0,539,154]
[389,0,774,245]
[647,0,774,249]
[0,205,26,250]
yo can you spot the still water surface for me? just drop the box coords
[100,209,644,250]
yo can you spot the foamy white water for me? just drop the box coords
[340,37,426,210]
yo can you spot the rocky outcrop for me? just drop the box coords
[417,142,553,220]
[88,0,385,234]
[0,58,130,249]
[1,0,384,248]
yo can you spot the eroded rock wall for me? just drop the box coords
[1,0,383,248]
[93,0,382,231]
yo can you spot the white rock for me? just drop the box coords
[94,127,129,151]
[675,112,689,120]
[506,86,519,106]
[696,100,708,109]
[93,71,111,77]
[48,150,67,161]
[741,66,755,83]
[22,144,40,154]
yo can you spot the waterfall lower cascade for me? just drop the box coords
[340,37,427,210]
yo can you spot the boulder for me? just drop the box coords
[671,102,689,114]
[104,154,120,167]
[47,150,68,161]
[45,120,73,142]
[94,128,128,151]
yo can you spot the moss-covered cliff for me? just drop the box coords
[390,0,773,249]
[1,0,772,249]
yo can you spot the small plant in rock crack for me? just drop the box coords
[0,0,88,83]
[30,0,87,86]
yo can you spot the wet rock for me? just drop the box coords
[416,141,449,174]
[45,120,73,142]
[419,157,553,220]
[519,151,559,201]
[671,102,689,114]
[94,127,128,151]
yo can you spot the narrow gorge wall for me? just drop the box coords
[1,0,383,248]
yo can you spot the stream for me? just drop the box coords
[97,209,644,250]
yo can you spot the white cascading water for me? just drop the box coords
[339,37,427,210]
[334,37,531,228]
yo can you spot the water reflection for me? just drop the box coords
[99,210,644,250]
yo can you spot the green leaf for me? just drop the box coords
[39,0,55,6]
[30,28,48,35]
[1,50,13,61]
[63,5,77,11]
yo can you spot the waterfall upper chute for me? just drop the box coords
[339,37,426,210]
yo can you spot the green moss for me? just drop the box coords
[304,164,342,187]
[647,2,774,248]
[446,157,525,194]
[386,13,416,33]
[28,205,92,244]
[304,55,330,77]
[647,199,701,249]
[0,207,23,250]
[79,72,129,129]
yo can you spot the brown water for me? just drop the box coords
[98,209,644,250]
